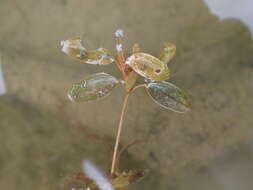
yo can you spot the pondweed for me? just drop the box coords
[60,29,190,190]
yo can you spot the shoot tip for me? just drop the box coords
[115,29,124,38]
[116,44,123,52]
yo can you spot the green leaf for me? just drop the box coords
[68,73,119,102]
[146,81,190,113]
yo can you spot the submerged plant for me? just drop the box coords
[60,29,190,189]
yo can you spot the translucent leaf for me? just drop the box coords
[146,81,190,113]
[159,43,176,64]
[125,53,170,81]
[60,37,115,65]
[68,73,119,102]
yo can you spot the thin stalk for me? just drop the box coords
[110,83,147,175]
[130,84,147,93]
[110,93,130,175]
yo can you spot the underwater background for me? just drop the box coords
[1,0,253,189]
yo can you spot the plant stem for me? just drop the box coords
[110,93,130,175]
[130,84,147,93]
[110,83,147,175]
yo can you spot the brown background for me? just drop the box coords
[1,0,253,189]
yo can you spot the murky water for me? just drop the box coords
[0,63,6,95]
[1,0,253,190]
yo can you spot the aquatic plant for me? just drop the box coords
[60,29,190,189]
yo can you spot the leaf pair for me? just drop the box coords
[61,37,176,81]
[68,72,190,113]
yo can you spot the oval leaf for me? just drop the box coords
[68,73,119,102]
[146,81,190,113]
[60,37,115,65]
[125,53,170,81]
